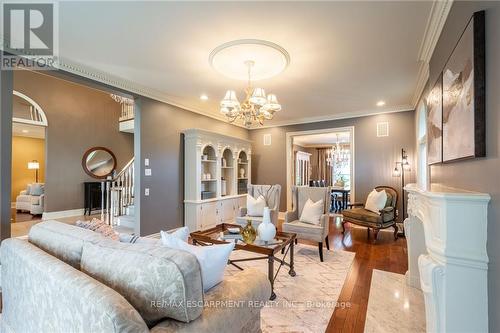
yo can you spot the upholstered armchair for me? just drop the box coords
[15,183,45,215]
[282,186,330,261]
[236,184,281,227]
[341,186,399,240]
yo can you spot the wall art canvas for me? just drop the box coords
[442,11,485,162]
[426,74,443,165]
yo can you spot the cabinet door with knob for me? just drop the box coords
[201,201,218,230]
[220,199,237,223]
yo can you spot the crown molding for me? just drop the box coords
[411,0,453,107]
[55,58,248,129]
[247,105,414,130]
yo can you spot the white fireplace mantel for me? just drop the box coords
[404,183,490,333]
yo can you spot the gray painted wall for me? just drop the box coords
[250,111,416,215]
[13,71,134,212]
[0,68,13,240]
[424,2,500,330]
[138,97,249,236]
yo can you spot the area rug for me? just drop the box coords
[225,244,355,333]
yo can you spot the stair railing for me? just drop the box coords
[101,157,134,225]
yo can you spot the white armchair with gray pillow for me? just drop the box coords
[15,183,45,215]
[236,184,281,228]
[282,186,330,261]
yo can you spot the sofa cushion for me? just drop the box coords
[30,183,44,196]
[28,220,106,269]
[30,196,41,205]
[150,268,270,333]
[343,207,395,225]
[1,238,149,333]
[282,220,324,238]
[343,207,381,224]
[16,194,31,203]
[81,240,204,327]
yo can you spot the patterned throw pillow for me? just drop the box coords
[75,218,119,241]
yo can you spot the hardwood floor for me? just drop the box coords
[279,216,408,333]
[326,217,407,332]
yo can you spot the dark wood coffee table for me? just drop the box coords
[190,223,297,300]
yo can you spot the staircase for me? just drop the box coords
[102,158,135,227]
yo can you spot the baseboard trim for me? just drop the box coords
[42,208,85,220]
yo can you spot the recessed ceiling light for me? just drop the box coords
[22,129,29,133]
[376,100,386,107]
[200,94,208,101]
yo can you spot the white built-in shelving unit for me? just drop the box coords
[183,129,252,231]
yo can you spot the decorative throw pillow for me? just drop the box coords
[76,218,119,241]
[247,194,266,217]
[364,189,387,215]
[119,233,161,246]
[161,231,234,291]
[299,198,324,225]
[26,184,32,195]
[30,183,44,196]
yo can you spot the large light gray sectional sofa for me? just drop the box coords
[0,221,270,333]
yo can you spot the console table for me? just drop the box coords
[84,182,107,215]
[404,183,490,332]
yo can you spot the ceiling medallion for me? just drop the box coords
[209,39,289,127]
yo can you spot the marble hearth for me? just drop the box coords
[404,183,490,332]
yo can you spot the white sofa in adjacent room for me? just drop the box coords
[15,183,45,215]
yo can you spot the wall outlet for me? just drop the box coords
[145,158,150,166]
[145,168,152,176]
[145,188,150,196]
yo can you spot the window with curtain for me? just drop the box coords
[417,101,428,190]
[332,148,351,189]
[295,151,311,186]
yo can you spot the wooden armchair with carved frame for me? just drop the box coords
[341,186,399,241]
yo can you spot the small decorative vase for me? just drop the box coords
[258,207,276,242]
[239,168,245,178]
[242,220,257,244]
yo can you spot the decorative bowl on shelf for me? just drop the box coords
[227,227,240,234]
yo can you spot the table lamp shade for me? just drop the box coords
[28,161,40,170]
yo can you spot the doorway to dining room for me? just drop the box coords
[286,127,355,213]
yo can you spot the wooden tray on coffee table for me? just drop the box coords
[190,223,296,300]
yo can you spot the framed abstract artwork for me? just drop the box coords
[442,10,485,162]
[426,74,443,165]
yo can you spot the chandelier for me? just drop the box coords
[110,94,134,105]
[219,60,282,127]
[327,134,349,167]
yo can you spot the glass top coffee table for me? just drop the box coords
[190,223,297,300]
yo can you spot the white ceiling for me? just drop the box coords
[57,1,435,128]
[294,132,351,147]
[13,123,46,139]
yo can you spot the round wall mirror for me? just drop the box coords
[82,147,117,179]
